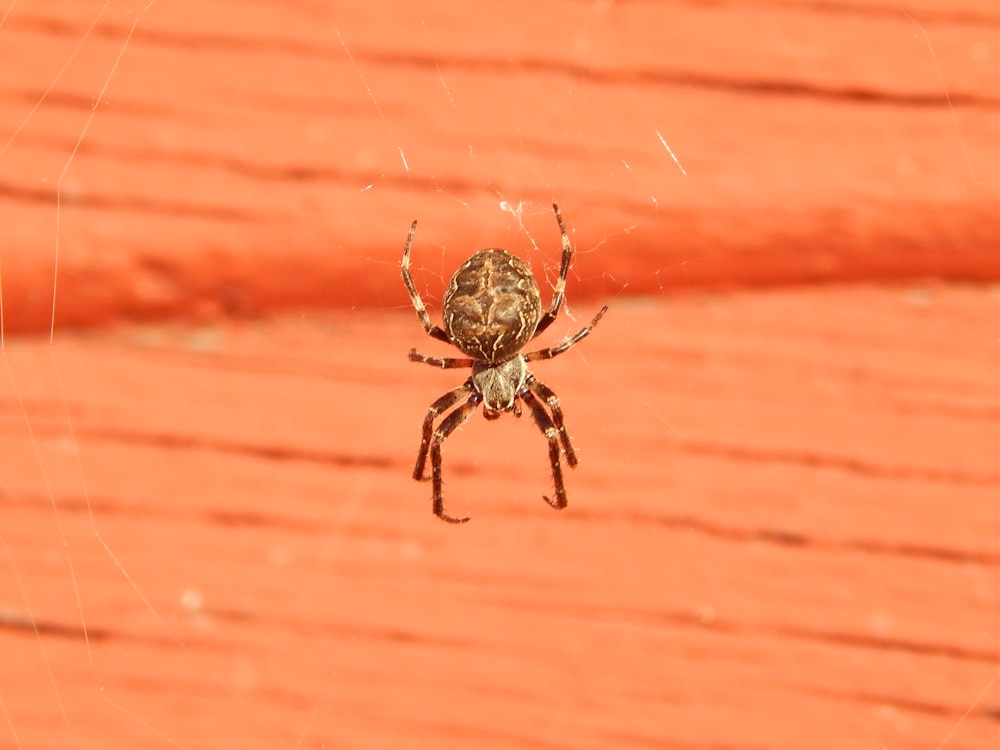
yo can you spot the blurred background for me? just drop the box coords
[1,1,998,748]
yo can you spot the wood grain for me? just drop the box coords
[1,2,998,749]
[1,1,998,331]
[2,285,998,749]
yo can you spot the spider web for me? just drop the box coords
[1,2,998,749]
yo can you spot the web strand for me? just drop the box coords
[51,1,156,344]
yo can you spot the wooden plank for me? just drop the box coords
[1,285,998,748]
[1,1,998,332]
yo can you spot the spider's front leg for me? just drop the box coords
[413,382,474,481]
[526,378,576,466]
[521,388,569,510]
[427,393,481,523]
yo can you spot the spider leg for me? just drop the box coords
[531,202,574,340]
[525,305,608,363]
[413,381,474,481]
[409,349,476,369]
[521,389,569,510]
[401,219,451,344]
[429,392,482,523]
[525,377,577,467]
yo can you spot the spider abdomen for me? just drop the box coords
[443,248,542,363]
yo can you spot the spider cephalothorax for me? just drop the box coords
[401,203,607,523]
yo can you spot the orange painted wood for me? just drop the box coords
[1,1,999,332]
[2,3,999,749]
[2,286,999,749]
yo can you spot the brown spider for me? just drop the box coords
[401,203,607,523]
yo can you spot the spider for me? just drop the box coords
[401,203,608,523]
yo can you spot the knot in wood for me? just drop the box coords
[442,248,542,363]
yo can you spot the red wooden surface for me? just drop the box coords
[1,0,998,331]
[1,2,999,749]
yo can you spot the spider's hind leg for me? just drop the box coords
[531,203,575,340]
[400,219,451,344]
